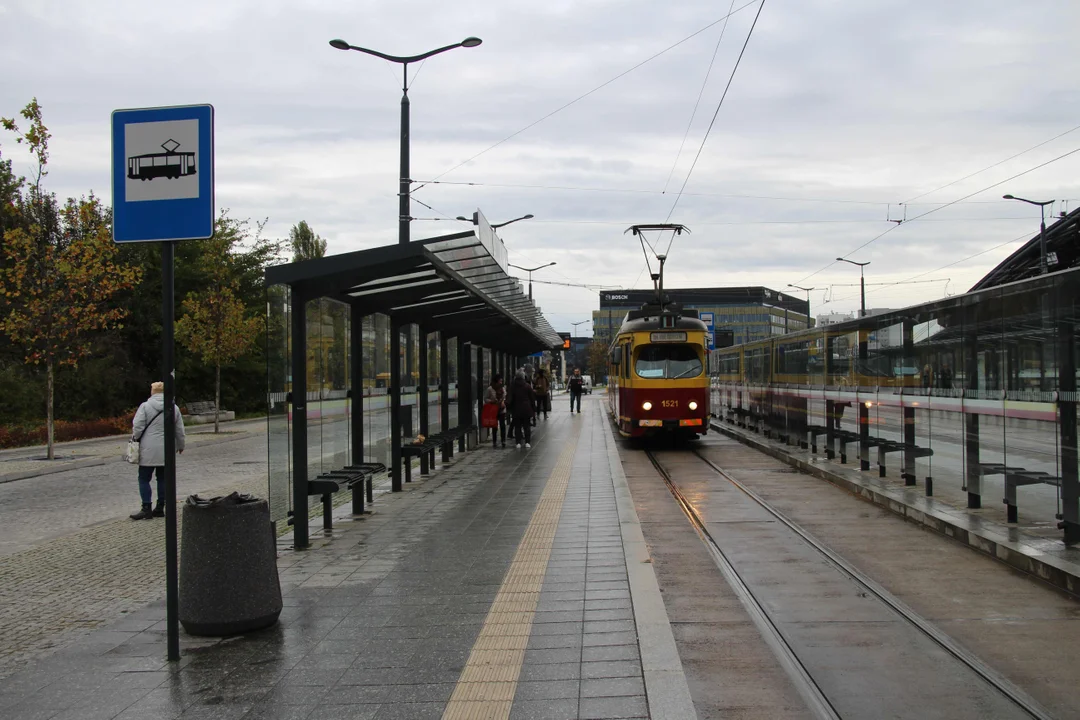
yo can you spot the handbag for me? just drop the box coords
[481,402,499,429]
[125,409,164,464]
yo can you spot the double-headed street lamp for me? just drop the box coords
[1003,194,1055,275]
[457,212,534,230]
[787,283,816,328]
[509,261,556,299]
[329,36,482,245]
[835,257,870,317]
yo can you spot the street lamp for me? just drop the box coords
[329,36,482,245]
[835,257,870,317]
[1003,194,1055,275]
[456,213,534,229]
[570,320,589,335]
[509,261,556,299]
[787,283,816,328]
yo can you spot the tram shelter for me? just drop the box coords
[265,211,562,548]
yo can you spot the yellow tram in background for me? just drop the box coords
[608,304,710,438]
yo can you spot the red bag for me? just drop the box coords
[481,403,499,428]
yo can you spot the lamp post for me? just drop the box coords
[571,319,589,335]
[509,261,556,299]
[787,283,815,329]
[457,213,534,229]
[836,257,870,317]
[329,36,482,245]
[1003,194,1054,275]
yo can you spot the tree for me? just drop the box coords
[587,340,608,384]
[0,101,142,458]
[289,220,326,261]
[175,214,276,432]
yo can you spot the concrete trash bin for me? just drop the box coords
[179,493,282,636]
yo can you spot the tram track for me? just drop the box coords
[644,445,1056,720]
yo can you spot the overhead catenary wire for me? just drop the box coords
[665,0,767,237]
[819,230,1032,309]
[662,0,739,195]
[793,144,1080,286]
[411,0,762,194]
[411,178,1078,208]
[902,121,1080,204]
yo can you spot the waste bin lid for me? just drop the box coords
[185,492,261,508]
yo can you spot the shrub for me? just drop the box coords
[0,412,135,449]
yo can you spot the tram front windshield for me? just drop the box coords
[635,344,702,379]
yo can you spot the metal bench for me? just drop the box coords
[876,441,934,479]
[399,425,477,484]
[186,400,217,415]
[980,464,1062,523]
[286,463,387,532]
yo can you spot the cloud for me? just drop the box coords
[1,0,1078,329]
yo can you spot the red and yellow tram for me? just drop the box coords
[607,305,710,438]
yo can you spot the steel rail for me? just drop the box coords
[643,449,841,720]
[686,446,1055,720]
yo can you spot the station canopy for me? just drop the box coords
[265,211,563,355]
[970,205,1080,291]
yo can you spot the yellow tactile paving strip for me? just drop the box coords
[442,439,578,720]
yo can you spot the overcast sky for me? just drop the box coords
[2,0,1078,332]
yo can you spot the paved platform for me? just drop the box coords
[0,398,693,720]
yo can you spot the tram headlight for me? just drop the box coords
[688,401,698,411]
[642,401,652,411]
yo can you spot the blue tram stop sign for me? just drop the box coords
[111,104,215,243]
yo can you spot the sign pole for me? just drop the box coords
[162,239,180,661]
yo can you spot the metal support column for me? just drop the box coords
[901,318,917,486]
[458,340,469,452]
[964,316,982,508]
[349,307,365,514]
[290,289,309,548]
[1057,284,1079,543]
[418,325,430,474]
[858,328,871,471]
[441,334,452,460]
[390,320,403,492]
[476,347,484,443]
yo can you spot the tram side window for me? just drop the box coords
[746,348,769,384]
[717,353,739,376]
[635,344,702,379]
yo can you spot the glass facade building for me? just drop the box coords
[592,287,811,347]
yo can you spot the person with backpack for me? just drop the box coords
[508,371,537,448]
[129,381,186,520]
[533,368,551,420]
[483,374,508,448]
[568,368,585,414]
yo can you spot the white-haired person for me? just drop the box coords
[129,381,186,520]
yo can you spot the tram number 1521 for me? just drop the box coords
[661,399,679,408]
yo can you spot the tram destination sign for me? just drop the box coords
[111,104,215,243]
[650,331,687,343]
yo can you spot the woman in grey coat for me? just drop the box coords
[129,382,186,520]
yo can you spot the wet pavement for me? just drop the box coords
[0,397,692,719]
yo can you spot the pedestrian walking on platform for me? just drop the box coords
[484,374,508,448]
[568,368,585,414]
[509,371,537,448]
[533,368,551,420]
[129,381,186,520]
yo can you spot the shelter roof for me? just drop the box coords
[265,228,562,355]
[969,206,1080,291]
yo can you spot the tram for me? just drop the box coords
[606,223,709,438]
[127,139,197,181]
